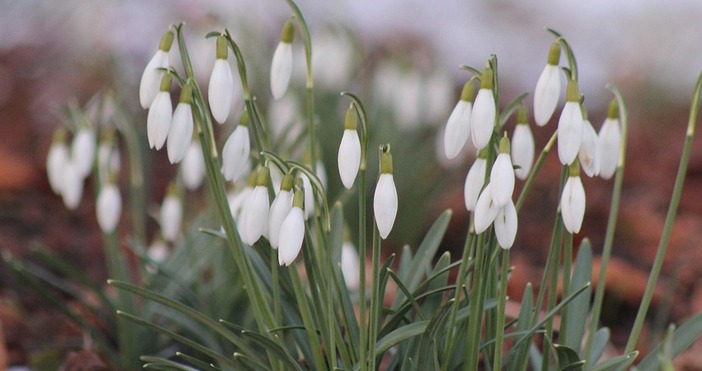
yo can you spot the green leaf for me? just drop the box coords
[635,311,702,371]
[590,351,638,371]
[421,252,451,316]
[563,239,592,351]
[498,92,529,127]
[587,327,610,367]
[510,283,535,370]
[176,352,221,370]
[375,321,428,355]
[554,344,584,371]
[241,330,303,371]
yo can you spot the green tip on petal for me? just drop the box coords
[239,110,249,127]
[477,147,490,159]
[565,79,580,102]
[246,171,258,187]
[607,98,619,119]
[380,144,393,174]
[166,181,179,196]
[568,160,580,177]
[159,30,175,52]
[344,105,358,130]
[280,19,295,44]
[292,189,304,209]
[281,173,294,192]
[216,35,228,59]
[53,127,67,143]
[159,73,172,92]
[517,104,528,124]
[460,81,475,102]
[480,67,494,90]
[581,104,589,120]
[547,42,561,65]
[256,167,270,187]
[179,84,193,104]
[499,135,511,154]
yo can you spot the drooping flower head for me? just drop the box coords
[240,166,271,245]
[598,98,621,179]
[561,161,586,234]
[373,145,398,239]
[47,128,69,195]
[270,19,295,100]
[490,135,515,208]
[512,105,535,180]
[160,183,182,242]
[96,180,122,234]
[338,105,361,189]
[167,84,194,164]
[222,110,251,182]
[140,30,174,109]
[474,182,499,234]
[278,186,305,266]
[464,148,488,211]
[181,138,205,190]
[268,172,294,249]
[209,35,235,124]
[534,42,562,126]
[98,131,121,184]
[341,242,361,291]
[579,109,600,177]
[444,81,475,159]
[147,73,173,150]
[557,79,584,165]
[72,126,96,180]
[494,200,518,249]
[471,66,496,150]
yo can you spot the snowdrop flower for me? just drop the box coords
[72,127,96,179]
[47,129,69,194]
[338,105,361,189]
[598,99,621,179]
[140,30,174,109]
[494,200,517,249]
[222,111,251,182]
[464,149,488,211]
[270,19,294,100]
[146,238,170,274]
[373,145,398,239]
[490,136,515,208]
[167,85,194,164]
[181,139,205,190]
[534,42,562,126]
[299,161,327,220]
[511,106,535,180]
[268,173,294,249]
[228,172,256,223]
[341,242,360,291]
[474,183,500,234]
[209,35,234,124]
[240,167,270,245]
[471,67,496,150]
[160,185,182,242]
[443,81,474,160]
[561,162,586,234]
[557,79,584,165]
[579,117,600,177]
[278,189,305,266]
[96,182,121,233]
[61,160,83,210]
[147,74,173,150]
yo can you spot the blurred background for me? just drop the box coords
[2,0,702,368]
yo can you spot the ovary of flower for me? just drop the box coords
[160,194,182,242]
[98,142,121,180]
[470,89,496,150]
[96,184,122,233]
[490,153,515,208]
[557,101,584,165]
[598,117,621,179]
[512,123,535,180]
[464,157,487,211]
[338,129,361,189]
[47,140,69,194]
[241,185,270,245]
[474,183,500,234]
[148,91,173,150]
[533,64,561,126]
[222,125,251,182]
[61,160,83,210]
[167,102,194,164]
[278,206,305,266]
[494,200,518,249]
[209,58,234,124]
[72,128,96,179]
[579,120,600,177]
[443,100,472,160]
[139,50,169,109]
[341,242,361,291]
[181,141,205,190]
[560,175,586,234]
[373,173,398,239]
[268,189,292,249]
[270,42,293,100]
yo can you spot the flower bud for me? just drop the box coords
[557,80,584,165]
[338,106,361,189]
[373,145,398,239]
[209,36,235,124]
[222,112,251,182]
[560,163,586,234]
[160,185,182,242]
[494,200,518,249]
[579,118,600,177]
[512,106,535,180]
[471,67,496,150]
[533,42,562,126]
[140,30,173,109]
[147,74,173,150]
[96,183,122,233]
[61,160,83,210]
[181,139,205,190]
[464,150,488,211]
[490,136,515,207]
[268,173,294,249]
[278,189,305,266]
[443,82,474,159]
[240,167,270,245]
[47,129,69,194]
[270,19,294,100]
[167,85,194,164]
[72,127,96,179]
[598,99,620,179]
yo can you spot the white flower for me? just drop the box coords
[278,206,305,266]
[268,176,293,249]
[464,155,487,211]
[221,124,251,182]
[598,117,621,180]
[167,98,194,164]
[490,151,515,208]
[512,123,535,180]
[181,140,205,190]
[341,242,360,290]
[47,136,69,194]
[494,200,518,249]
[140,31,173,109]
[557,101,583,165]
[579,119,600,177]
[96,183,122,233]
[160,192,182,242]
[228,183,253,223]
[72,128,96,179]
[271,21,294,100]
[443,99,473,160]
[474,183,500,234]
[470,88,496,150]
[61,160,83,210]
[98,140,121,181]
[240,169,270,245]
[147,239,170,263]
[561,175,586,234]
[534,64,561,126]
[374,173,398,239]
[147,91,173,150]
[338,129,361,189]
[208,57,234,124]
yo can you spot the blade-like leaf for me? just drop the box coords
[563,240,592,351]
[240,330,303,371]
[587,327,610,367]
[635,311,702,371]
[590,351,638,371]
[554,344,583,371]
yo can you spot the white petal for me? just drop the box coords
[338,129,361,189]
[464,157,487,211]
[341,242,360,290]
[270,42,293,100]
[560,176,586,233]
[181,141,205,190]
[98,142,121,180]
[208,59,234,124]
[147,240,170,263]
[533,64,561,126]
[474,183,499,234]
[72,128,96,179]
[598,118,621,179]
[47,142,69,194]
[222,126,251,182]
[167,103,194,164]
[494,201,518,249]
[278,207,305,266]
[242,185,269,245]
[579,120,600,177]
[268,189,293,249]
[139,50,169,109]
[557,102,584,165]
[373,173,398,239]
[97,184,122,233]
[512,124,535,180]
[147,92,173,150]
[443,100,472,159]
[229,186,252,223]
[61,160,83,210]
[470,89,496,150]
[160,195,182,242]
[490,153,515,207]
[302,174,315,219]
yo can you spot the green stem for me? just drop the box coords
[464,233,486,371]
[624,70,702,354]
[289,262,327,370]
[558,231,573,342]
[492,249,510,370]
[516,131,557,212]
[368,228,382,370]
[358,167,368,371]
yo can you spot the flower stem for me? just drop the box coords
[492,248,510,370]
[516,131,557,212]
